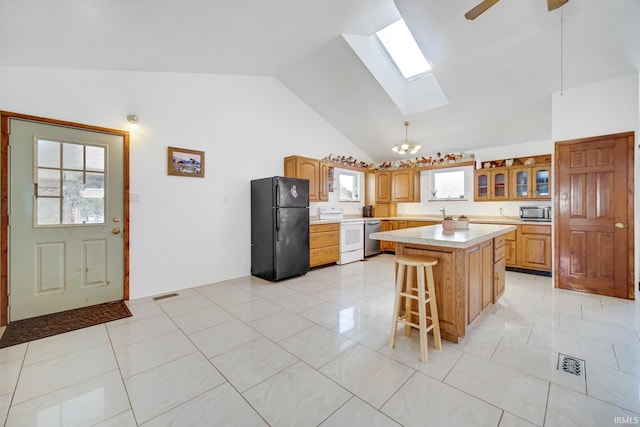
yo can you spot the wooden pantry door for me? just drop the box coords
[554,132,634,299]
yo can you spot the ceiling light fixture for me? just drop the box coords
[127,114,139,131]
[392,121,421,155]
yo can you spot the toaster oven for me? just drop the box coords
[519,206,551,221]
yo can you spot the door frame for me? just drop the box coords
[553,131,635,299]
[0,111,130,325]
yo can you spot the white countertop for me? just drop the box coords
[369,223,517,249]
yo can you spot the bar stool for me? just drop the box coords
[389,254,442,363]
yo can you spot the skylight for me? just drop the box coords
[375,19,431,80]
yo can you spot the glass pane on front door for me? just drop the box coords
[34,138,107,226]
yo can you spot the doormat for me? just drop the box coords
[0,301,132,349]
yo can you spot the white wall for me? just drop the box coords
[0,66,372,298]
[552,73,639,141]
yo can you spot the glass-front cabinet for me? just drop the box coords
[533,166,551,198]
[474,170,490,200]
[474,155,552,202]
[492,170,508,200]
[509,166,551,200]
[511,167,531,199]
[474,169,509,201]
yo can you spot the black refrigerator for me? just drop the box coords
[251,176,310,281]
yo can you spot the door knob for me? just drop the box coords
[112,216,121,223]
[615,223,625,229]
[112,228,121,235]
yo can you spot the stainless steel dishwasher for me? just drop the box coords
[364,219,381,257]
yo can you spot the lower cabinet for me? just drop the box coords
[380,220,436,252]
[519,224,552,272]
[468,240,494,323]
[309,223,340,267]
[380,220,396,252]
[504,229,517,267]
[493,235,506,300]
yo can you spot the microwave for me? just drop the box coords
[520,206,551,221]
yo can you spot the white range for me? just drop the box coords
[318,207,364,265]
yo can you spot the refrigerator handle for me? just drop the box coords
[275,208,280,240]
[276,183,280,207]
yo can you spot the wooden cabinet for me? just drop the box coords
[510,166,551,200]
[511,167,532,200]
[319,161,330,201]
[467,240,493,323]
[379,220,436,252]
[475,154,551,202]
[474,169,508,201]
[391,169,420,202]
[375,169,419,204]
[406,220,436,228]
[474,170,490,200]
[504,229,517,267]
[284,155,328,202]
[379,220,396,252]
[531,166,551,199]
[309,223,340,267]
[493,235,506,300]
[375,170,392,203]
[518,224,551,271]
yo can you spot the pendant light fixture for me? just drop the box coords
[392,121,421,155]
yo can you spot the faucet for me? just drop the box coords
[439,207,446,218]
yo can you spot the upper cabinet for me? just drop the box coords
[284,155,328,201]
[376,169,420,203]
[474,169,509,201]
[475,155,551,202]
[391,169,420,202]
[319,161,330,201]
[375,170,392,203]
[532,166,551,199]
[510,166,551,200]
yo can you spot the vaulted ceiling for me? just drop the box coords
[1,0,639,162]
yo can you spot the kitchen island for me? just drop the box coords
[369,223,516,343]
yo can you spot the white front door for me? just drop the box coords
[9,118,125,321]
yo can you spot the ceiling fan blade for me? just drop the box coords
[547,0,569,11]
[465,0,500,20]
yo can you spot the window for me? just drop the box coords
[338,170,361,202]
[430,167,470,200]
[375,19,431,80]
[34,138,106,226]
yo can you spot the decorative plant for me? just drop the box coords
[456,215,469,229]
[442,216,456,231]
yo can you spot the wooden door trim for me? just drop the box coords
[553,131,635,299]
[0,111,130,325]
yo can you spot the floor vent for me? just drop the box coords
[558,353,585,377]
[153,293,179,301]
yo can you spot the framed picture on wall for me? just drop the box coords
[167,146,205,178]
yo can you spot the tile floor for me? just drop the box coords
[1,254,639,426]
